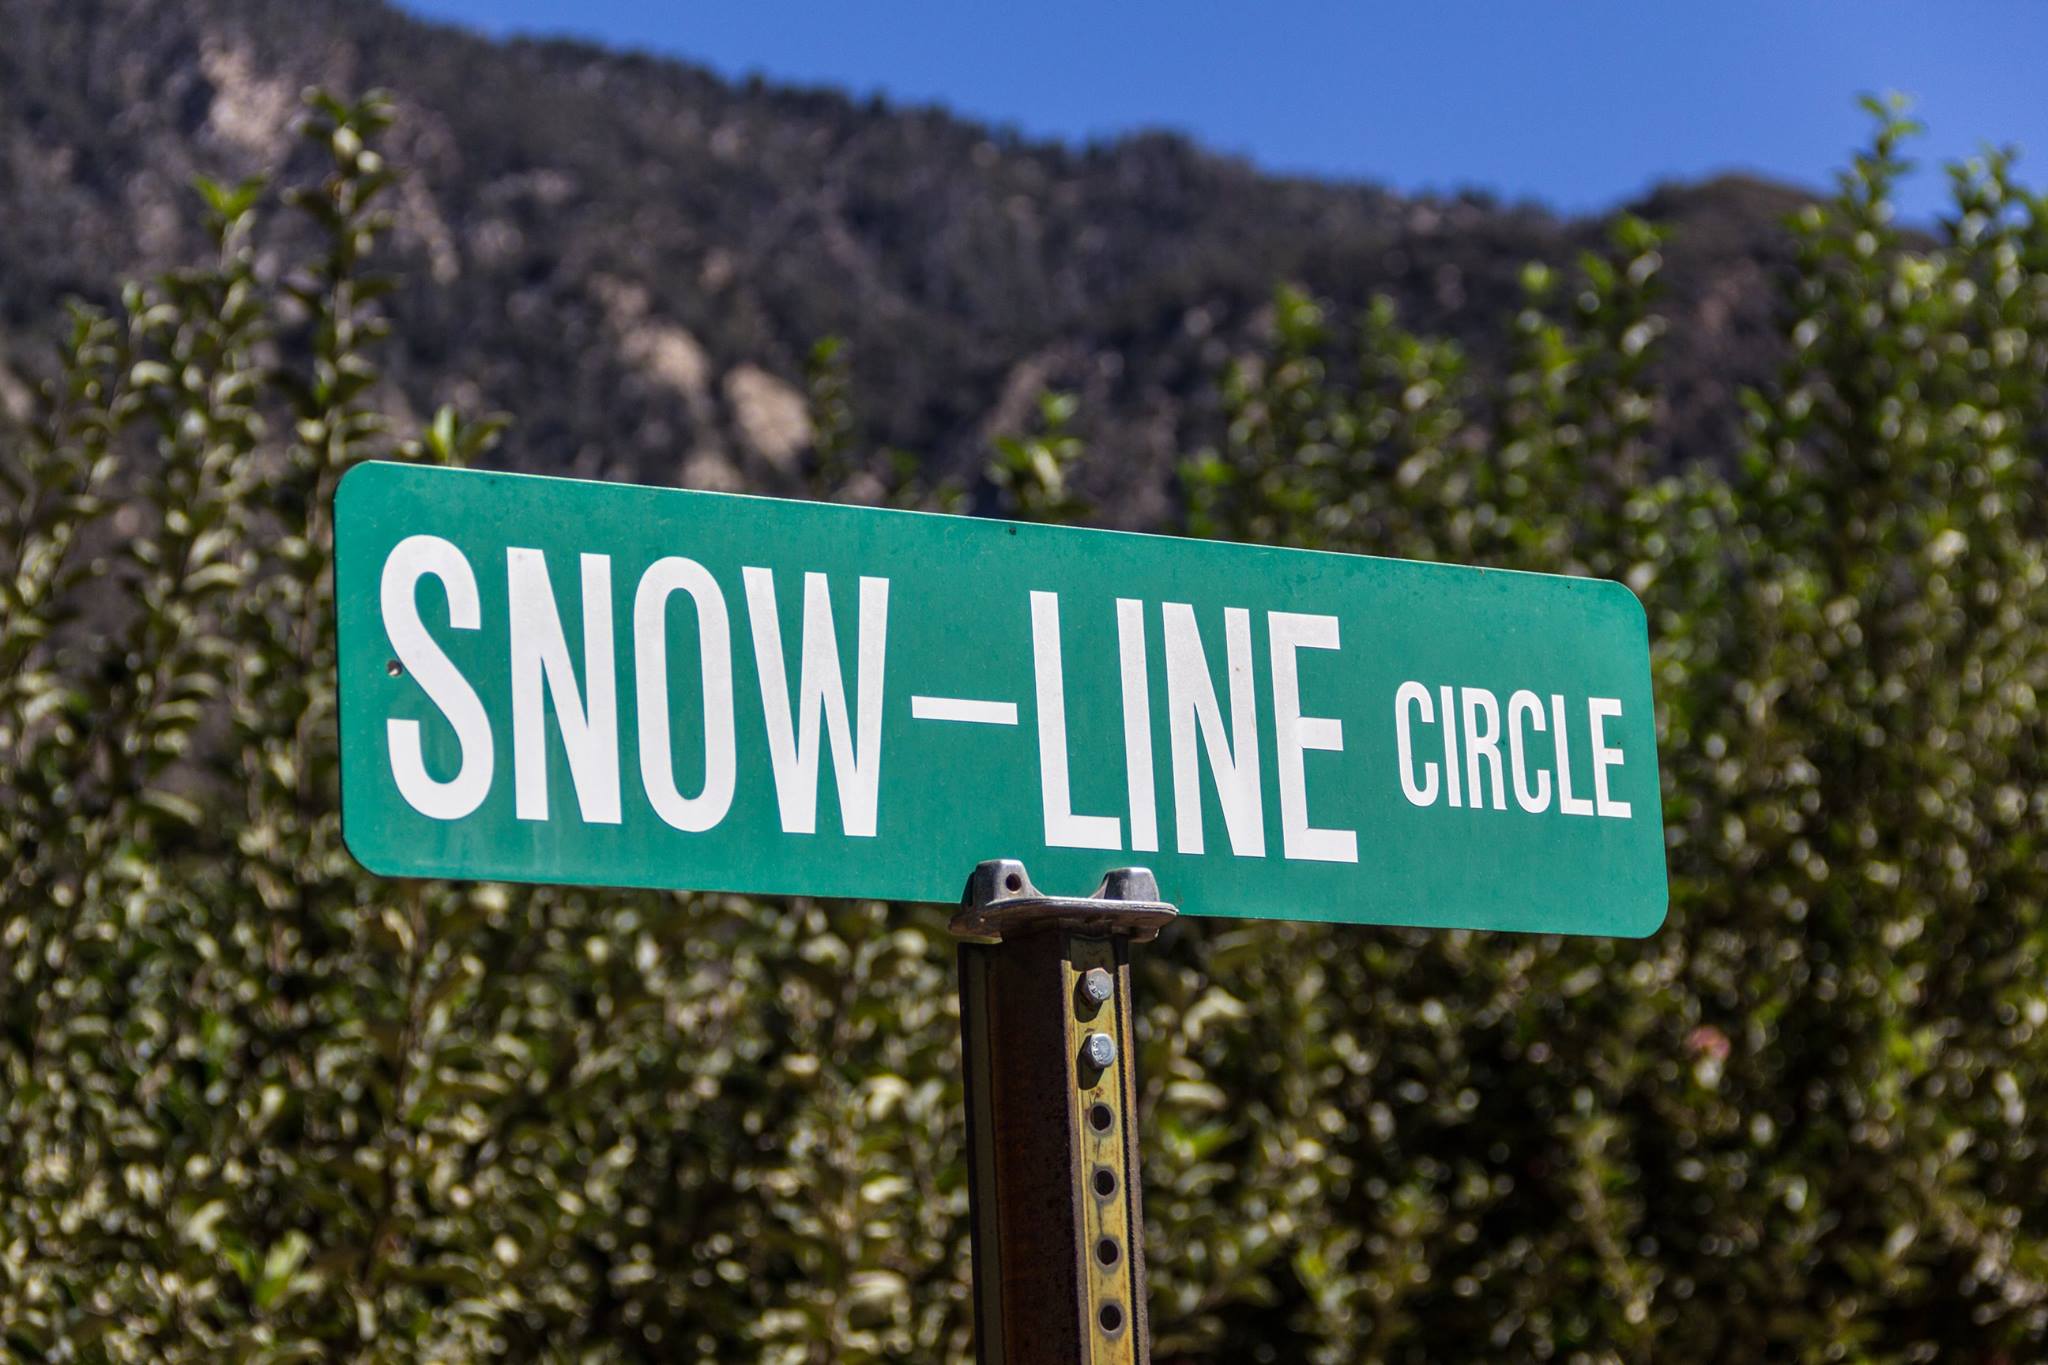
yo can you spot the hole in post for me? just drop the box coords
[1089,1103,1113,1133]
[1092,1167,1117,1198]
[386,658,404,677]
[1099,1302,1124,1334]
[1096,1237,1121,1267]
[1003,871,1022,893]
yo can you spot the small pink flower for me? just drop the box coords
[1686,1025,1731,1061]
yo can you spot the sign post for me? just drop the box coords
[333,460,1668,1362]
[951,861,1175,1365]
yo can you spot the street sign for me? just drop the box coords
[335,461,1666,934]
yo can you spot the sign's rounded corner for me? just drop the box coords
[1623,889,1671,939]
[1589,571,1652,636]
[338,820,406,881]
[334,457,401,508]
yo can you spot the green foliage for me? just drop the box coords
[1,90,966,1365]
[1156,99,2047,1363]
[803,337,859,490]
[2,92,2044,1364]
[989,391,1091,523]
[807,336,964,514]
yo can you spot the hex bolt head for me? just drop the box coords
[1080,968,1114,1008]
[1082,1031,1118,1070]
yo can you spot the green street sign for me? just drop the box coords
[335,461,1666,934]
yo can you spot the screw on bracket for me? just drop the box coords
[1082,1031,1118,1070]
[1079,967,1114,1009]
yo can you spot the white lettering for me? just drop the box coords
[1395,680,1438,807]
[742,568,889,837]
[1117,597,1158,854]
[508,549,620,824]
[1268,612,1357,862]
[1031,591,1122,850]
[1588,696,1632,819]
[1439,684,1463,808]
[1460,686,1507,812]
[1552,692,1595,817]
[1507,689,1552,813]
[910,696,1016,724]
[633,557,735,833]
[1163,603,1264,856]
[381,535,494,820]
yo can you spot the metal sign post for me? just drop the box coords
[952,859,1177,1365]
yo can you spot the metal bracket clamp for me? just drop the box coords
[951,859,1179,945]
[952,859,1176,1365]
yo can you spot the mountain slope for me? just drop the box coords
[0,0,1807,523]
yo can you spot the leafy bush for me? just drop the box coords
[1,91,2043,1364]
[1159,97,2046,1363]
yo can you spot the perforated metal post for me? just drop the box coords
[953,859,1176,1365]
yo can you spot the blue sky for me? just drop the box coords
[400,1,2048,220]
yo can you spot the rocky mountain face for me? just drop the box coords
[0,0,1808,524]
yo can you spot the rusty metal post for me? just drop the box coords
[952,859,1177,1365]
